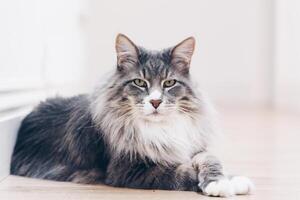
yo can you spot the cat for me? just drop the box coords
[10,34,254,197]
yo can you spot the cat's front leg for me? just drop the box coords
[105,158,199,191]
[192,152,254,197]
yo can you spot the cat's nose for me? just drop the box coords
[150,99,162,109]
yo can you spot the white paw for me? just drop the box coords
[203,179,234,197]
[231,176,254,195]
[201,176,254,197]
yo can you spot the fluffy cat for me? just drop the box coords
[11,34,254,197]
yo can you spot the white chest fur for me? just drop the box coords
[134,115,210,165]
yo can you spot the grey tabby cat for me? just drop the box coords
[11,34,254,197]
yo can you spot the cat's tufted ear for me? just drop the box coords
[171,37,195,74]
[115,34,139,71]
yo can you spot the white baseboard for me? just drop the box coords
[0,111,28,181]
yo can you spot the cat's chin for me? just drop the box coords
[141,112,168,123]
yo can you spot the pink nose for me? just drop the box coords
[150,99,162,109]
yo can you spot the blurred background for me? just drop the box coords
[0,0,300,116]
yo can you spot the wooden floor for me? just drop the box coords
[1,106,300,200]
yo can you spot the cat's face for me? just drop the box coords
[111,34,199,122]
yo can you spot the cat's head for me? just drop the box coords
[109,34,199,122]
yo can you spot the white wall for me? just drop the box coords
[0,0,87,92]
[1,0,298,111]
[82,0,274,107]
[0,0,89,115]
[275,0,300,112]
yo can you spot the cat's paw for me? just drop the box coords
[203,179,234,197]
[201,176,254,197]
[230,176,254,195]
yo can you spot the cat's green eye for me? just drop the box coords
[133,79,147,88]
[163,79,176,88]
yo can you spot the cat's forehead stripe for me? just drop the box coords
[141,59,169,80]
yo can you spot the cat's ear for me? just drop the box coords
[171,37,195,74]
[115,34,139,71]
